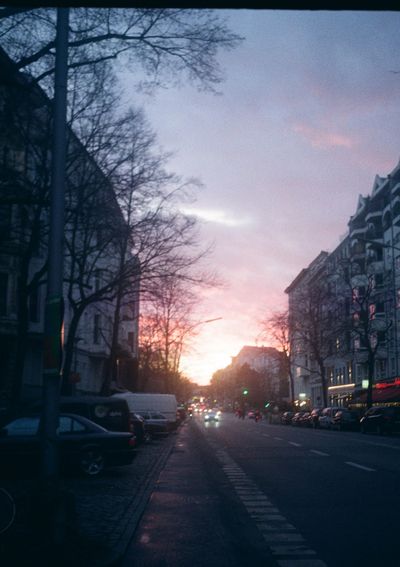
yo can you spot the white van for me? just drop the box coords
[112,392,178,427]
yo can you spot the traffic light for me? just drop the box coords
[242,388,249,396]
[264,402,270,408]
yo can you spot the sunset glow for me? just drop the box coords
[126,10,400,385]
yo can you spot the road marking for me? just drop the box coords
[262,433,270,437]
[263,533,305,543]
[270,545,316,556]
[203,432,326,565]
[345,461,376,472]
[309,450,329,457]
[277,560,328,567]
[289,442,302,447]
[258,522,296,531]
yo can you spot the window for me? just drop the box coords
[58,416,86,434]
[94,270,101,292]
[5,417,39,436]
[29,286,40,323]
[93,314,101,344]
[0,273,8,316]
[127,332,135,352]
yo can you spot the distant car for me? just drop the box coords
[298,412,311,427]
[308,408,322,428]
[281,411,294,425]
[332,409,359,431]
[137,411,169,438]
[247,410,256,419]
[318,407,343,429]
[360,406,400,435]
[291,411,306,426]
[204,409,220,422]
[0,413,136,477]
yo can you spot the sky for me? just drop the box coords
[125,10,400,385]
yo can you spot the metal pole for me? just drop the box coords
[41,7,69,498]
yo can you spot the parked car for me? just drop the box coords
[299,412,312,427]
[291,411,306,426]
[332,409,359,431]
[247,410,256,419]
[318,407,343,429]
[281,411,294,425]
[0,413,137,477]
[137,411,170,438]
[130,412,149,444]
[31,396,133,435]
[360,406,400,435]
[307,408,322,428]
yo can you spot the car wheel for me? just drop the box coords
[80,447,105,476]
[361,424,366,434]
[377,424,384,436]
[144,431,152,443]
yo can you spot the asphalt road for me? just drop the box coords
[192,412,400,567]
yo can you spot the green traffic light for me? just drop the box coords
[243,389,248,395]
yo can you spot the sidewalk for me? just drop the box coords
[0,431,177,566]
[119,419,245,567]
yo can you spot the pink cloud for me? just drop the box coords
[293,123,354,149]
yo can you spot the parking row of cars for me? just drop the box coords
[0,396,183,478]
[281,405,400,434]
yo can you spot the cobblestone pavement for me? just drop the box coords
[0,428,179,567]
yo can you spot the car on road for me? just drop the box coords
[332,409,359,431]
[0,413,137,477]
[204,409,221,422]
[137,411,170,438]
[360,406,400,435]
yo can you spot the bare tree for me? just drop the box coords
[138,275,206,394]
[0,8,242,94]
[259,310,294,404]
[289,277,345,408]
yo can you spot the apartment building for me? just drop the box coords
[286,159,400,408]
[0,48,139,408]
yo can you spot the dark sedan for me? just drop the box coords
[360,406,400,435]
[0,413,137,477]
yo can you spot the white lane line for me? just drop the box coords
[289,442,302,447]
[274,437,283,441]
[345,461,376,472]
[277,560,328,567]
[310,450,329,457]
[258,522,296,531]
[263,533,305,543]
[262,433,270,437]
[270,545,316,556]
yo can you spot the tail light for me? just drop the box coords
[128,435,136,447]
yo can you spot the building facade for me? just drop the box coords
[286,160,400,408]
[0,48,139,410]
